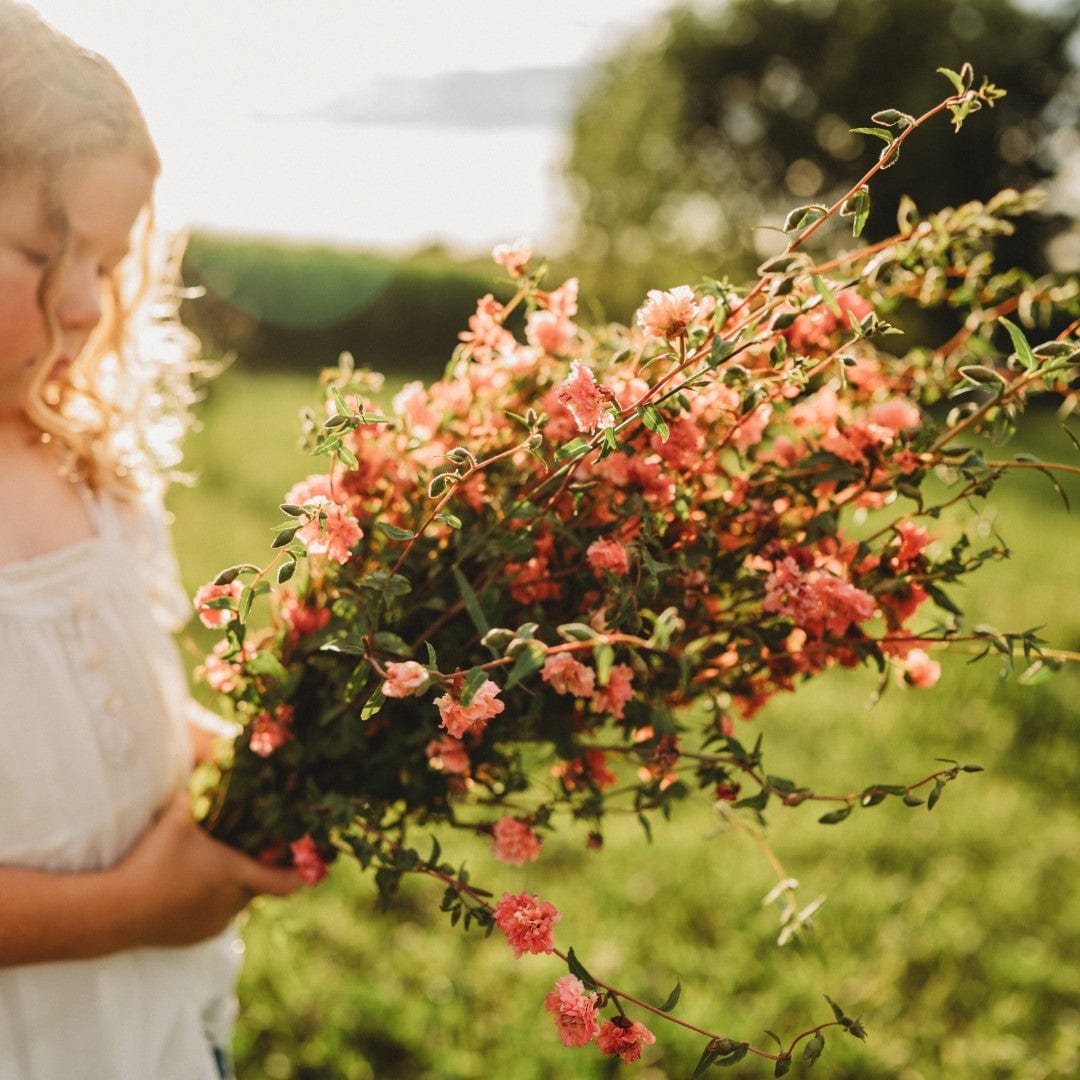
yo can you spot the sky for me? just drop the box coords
[29,0,682,252]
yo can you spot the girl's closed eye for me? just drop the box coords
[20,246,53,268]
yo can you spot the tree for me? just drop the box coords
[561,0,1079,317]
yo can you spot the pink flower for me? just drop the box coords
[541,654,596,698]
[597,1017,656,1063]
[280,593,331,644]
[250,704,295,757]
[586,537,630,577]
[458,294,514,359]
[900,648,941,689]
[636,285,700,339]
[544,974,600,1047]
[197,639,256,694]
[492,816,542,866]
[290,834,329,885]
[890,522,933,569]
[526,309,573,354]
[537,277,579,318]
[434,679,505,738]
[425,734,471,775]
[869,397,921,432]
[382,660,430,698]
[591,663,634,720]
[297,499,362,564]
[492,238,532,277]
[553,360,614,433]
[494,891,561,958]
[284,474,336,507]
[193,581,243,629]
[763,557,876,637]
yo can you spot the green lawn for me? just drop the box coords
[168,368,1080,1080]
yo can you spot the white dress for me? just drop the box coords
[0,488,239,1080]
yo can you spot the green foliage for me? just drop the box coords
[180,234,520,378]
[563,0,1079,316]
[170,377,1080,1079]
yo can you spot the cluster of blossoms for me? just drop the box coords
[193,73,1078,1071]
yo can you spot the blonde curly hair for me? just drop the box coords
[0,0,200,493]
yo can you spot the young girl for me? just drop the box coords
[0,3,301,1076]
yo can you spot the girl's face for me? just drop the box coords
[0,151,154,418]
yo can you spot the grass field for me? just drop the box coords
[168,366,1080,1080]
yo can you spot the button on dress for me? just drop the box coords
[0,489,238,1079]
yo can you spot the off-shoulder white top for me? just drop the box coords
[0,488,237,1080]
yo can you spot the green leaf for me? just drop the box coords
[783,204,827,233]
[276,557,297,584]
[376,521,416,541]
[999,316,1037,371]
[360,686,385,721]
[824,995,847,1024]
[870,108,912,128]
[691,1047,720,1079]
[555,436,591,462]
[937,65,971,94]
[452,567,490,636]
[213,563,258,585]
[717,1044,749,1066]
[435,512,463,530]
[803,1032,825,1065]
[271,525,299,548]
[849,125,893,144]
[839,186,870,238]
[244,650,289,682]
[565,947,598,990]
[594,642,615,687]
[639,404,670,442]
[502,640,546,692]
[458,666,489,708]
[659,979,682,1012]
[818,805,853,825]
[927,779,946,811]
[811,275,842,317]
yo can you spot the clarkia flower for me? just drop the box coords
[543,975,600,1047]
[494,891,561,958]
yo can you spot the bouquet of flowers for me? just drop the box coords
[193,67,1078,1073]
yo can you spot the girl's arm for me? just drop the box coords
[0,795,301,967]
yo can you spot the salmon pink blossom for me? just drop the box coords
[290,834,329,885]
[492,238,532,277]
[434,679,505,738]
[424,735,471,775]
[537,277,579,318]
[492,816,542,866]
[900,648,942,688]
[554,360,614,433]
[249,705,294,757]
[541,654,596,697]
[526,309,573,354]
[297,499,362,564]
[597,1017,657,1062]
[494,891,561,958]
[591,663,634,720]
[193,581,243,629]
[382,660,431,698]
[636,285,700,339]
[544,975,600,1047]
[586,537,630,577]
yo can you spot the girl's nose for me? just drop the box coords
[55,262,103,334]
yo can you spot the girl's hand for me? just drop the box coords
[115,794,304,948]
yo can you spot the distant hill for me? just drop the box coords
[314,65,589,128]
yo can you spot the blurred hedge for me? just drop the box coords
[179,233,521,379]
